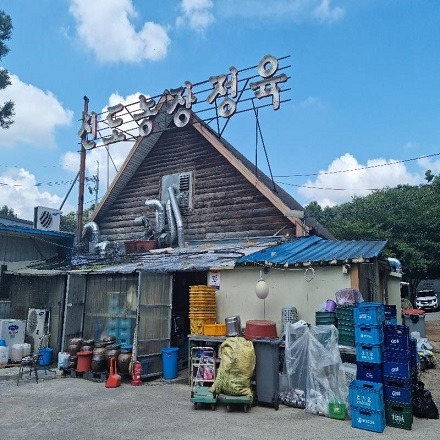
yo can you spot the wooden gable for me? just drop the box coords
[95,122,302,243]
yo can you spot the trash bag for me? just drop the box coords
[412,380,439,419]
[282,324,309,408]
[305,325,349,417]
[210,337,255,398]
[335,288,364,306]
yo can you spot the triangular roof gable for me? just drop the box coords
[92,105,304,232]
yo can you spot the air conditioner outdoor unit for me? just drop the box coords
[33,206,62,231]
[26,308,50,353]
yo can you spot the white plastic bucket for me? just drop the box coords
[0,345,8,364]
[11,344,24,362]
[22,343,31,357]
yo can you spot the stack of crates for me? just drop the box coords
[383,324,414,430]
[106,295,134,346]
[350,302,386,433]
[315,311,337,326]
[335,305,355,346]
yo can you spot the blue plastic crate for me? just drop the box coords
[354,303,385,325]
[384,325,409,350]
[383,376,412,404]
[383,350,411,379]
[385,317,398,325]
[355,324,384,345]
[118,327,132,341]
[351,406,386,433]
[119,317,133,328]
[357,362,383,383]
[356,343,383,364]
[349,380,384,410]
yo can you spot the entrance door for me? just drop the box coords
[136,271,173,377]
[61,274,86,351]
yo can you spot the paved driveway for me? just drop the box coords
[0,371,438,440]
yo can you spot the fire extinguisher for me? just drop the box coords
[131,361,143,386]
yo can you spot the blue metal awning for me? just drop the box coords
[237,236,387,266]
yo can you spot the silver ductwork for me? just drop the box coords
[83,221,100,245]
[94,240,119,256]
[145,199,165,238]
[168,185,184,248]
[133,215,154,239]
[165,199,176,246]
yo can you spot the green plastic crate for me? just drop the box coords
[339,334,356,346]
[315,311,337,325]
[385,401,413,430]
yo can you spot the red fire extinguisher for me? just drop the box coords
[131,361,143,386]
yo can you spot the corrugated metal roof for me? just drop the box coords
[237,236,387,266]
[11,240,280,275]
[0,224,74,239]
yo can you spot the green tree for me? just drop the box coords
[0,205,17,217]
[60,207,93,234]
[307,175,440,304]
[0,10,14,129]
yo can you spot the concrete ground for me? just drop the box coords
[0,369,439,440]
[1,314,439,440]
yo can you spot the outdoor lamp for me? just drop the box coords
[255,269,269,299]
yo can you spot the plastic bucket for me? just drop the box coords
[325,299,337,312]
[39,348,53,366]
[161,347,179,380]
[0,339,6,346]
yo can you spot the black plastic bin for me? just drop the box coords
[253,338,282,410]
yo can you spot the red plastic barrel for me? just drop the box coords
[76,350,93,372]
[245,320,277,340]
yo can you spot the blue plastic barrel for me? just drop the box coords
[161,347,179,380]
[39,348,53,366]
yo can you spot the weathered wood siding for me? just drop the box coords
[97,125,296,242]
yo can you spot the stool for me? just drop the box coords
[17,355,39,385]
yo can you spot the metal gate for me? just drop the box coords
[61,273,86,350]
[136,271,173,377]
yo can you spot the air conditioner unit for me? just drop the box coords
[26,308,50,353]
[33,206,62,231]
[161,171,193,210]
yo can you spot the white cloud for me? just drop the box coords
[177,0,215,34]
[69,0,170,63]
[418,157,440,174]
[61,92,145,195]
[0,168,74,220]
[219,0,345,24]
[296,153,421,207]
[313,0,345,24]
[0,74,73,148]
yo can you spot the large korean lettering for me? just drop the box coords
[250,54,287,110]
[207,67,238,118]
[168,82,197,127]
[77,111,98,150]
[134,94,159,137]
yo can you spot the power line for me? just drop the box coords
[274,152,440,178]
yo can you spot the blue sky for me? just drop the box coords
[0,0,439,220]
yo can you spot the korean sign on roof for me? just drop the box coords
[78,54,290,150]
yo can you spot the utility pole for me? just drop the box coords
[77,96,89,241]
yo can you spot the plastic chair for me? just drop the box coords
[17,353,39,385]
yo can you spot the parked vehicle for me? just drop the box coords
[415,290,439,312]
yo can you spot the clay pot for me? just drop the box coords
[106,344,121,364]
[93,346,107,357]
[67,344,81,356]
[68,354,78,369]
[102,336,116,345]
[69,338,83,346]
[117,348,132,375]
[91,353,107,373]
[94,341,107,348]
[81,339,95,352]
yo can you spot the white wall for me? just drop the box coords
[387,272,402,324]
[216,266,352,335]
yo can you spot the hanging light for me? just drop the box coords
[255,269,269,299]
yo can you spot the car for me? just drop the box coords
[415,290,439,312]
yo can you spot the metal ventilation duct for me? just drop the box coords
[168,185,184,248]
[83,221,100,244]
[145,199,165,238]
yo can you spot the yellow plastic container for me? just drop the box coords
[203,324,227,336]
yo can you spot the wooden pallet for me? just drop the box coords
[0,362,20,369]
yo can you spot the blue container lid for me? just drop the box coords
[121,345,133,350]
[0,339,6,346]
[162,347,179,354]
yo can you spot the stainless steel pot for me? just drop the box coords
[225,315,241,336]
